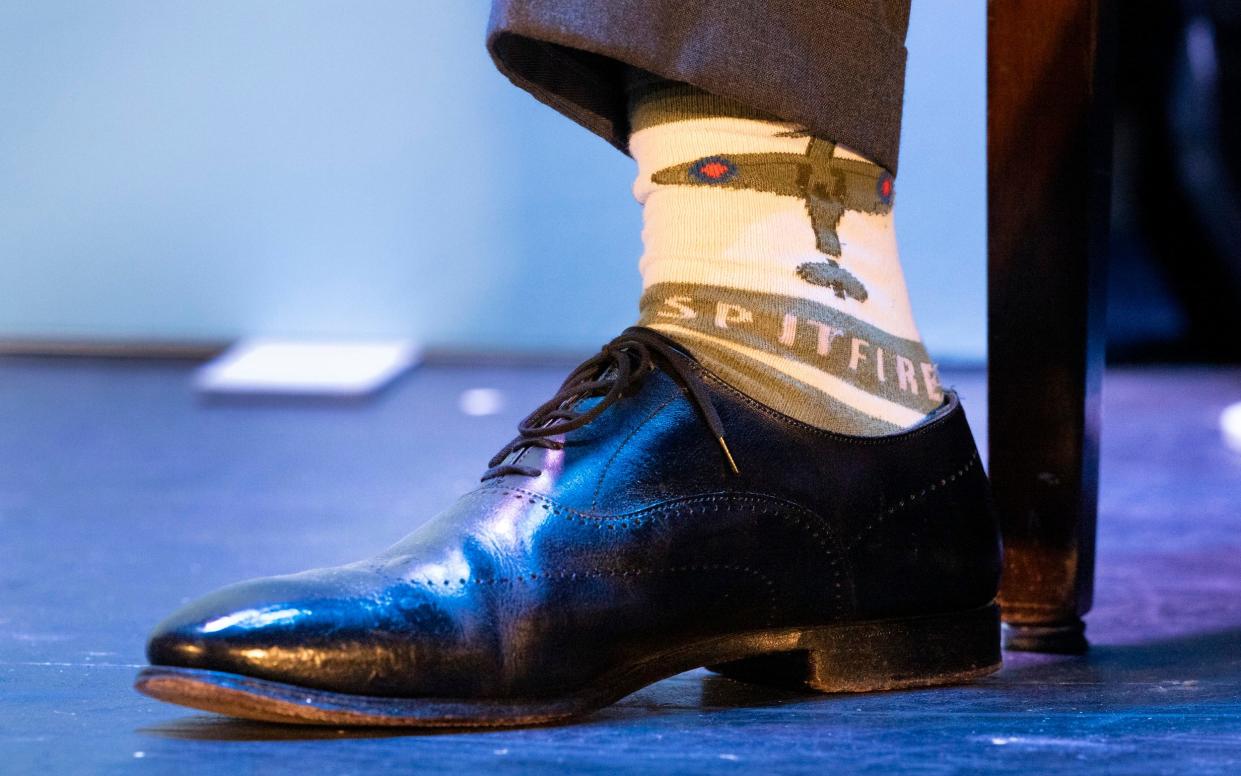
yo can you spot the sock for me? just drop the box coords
[628,79,943,436]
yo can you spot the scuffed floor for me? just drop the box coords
[1,357,1239,774]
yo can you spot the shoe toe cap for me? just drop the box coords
[145,567,434,693]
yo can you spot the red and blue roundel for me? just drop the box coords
[876,171,895,205]
[690,156,738,184]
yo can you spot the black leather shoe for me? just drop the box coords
[135,327,1001,727]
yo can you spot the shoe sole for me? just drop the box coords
[134,602,1001,728]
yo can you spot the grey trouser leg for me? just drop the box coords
[487,0,912,173]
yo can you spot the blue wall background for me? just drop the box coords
[0,1,985,360]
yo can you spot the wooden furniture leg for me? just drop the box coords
[987,0,1114,654]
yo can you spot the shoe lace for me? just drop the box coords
[481,327,740,481]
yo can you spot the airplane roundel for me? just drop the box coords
[876,170,895,205]
[689,156,738,184]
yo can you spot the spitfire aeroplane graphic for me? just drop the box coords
[652,136,894,303]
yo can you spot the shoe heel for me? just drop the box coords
[711,602,1001,693]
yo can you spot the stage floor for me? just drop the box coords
[2,357,1239,774]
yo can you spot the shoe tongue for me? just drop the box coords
[628,327,698,365]
[562,361,630,424]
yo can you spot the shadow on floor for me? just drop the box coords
[1001,626,1241,697]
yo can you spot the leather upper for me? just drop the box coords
[147,340,1000,699]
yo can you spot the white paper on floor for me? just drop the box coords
[195,339,421,397]
[458,388,506,416]
[1222,400,1241,454]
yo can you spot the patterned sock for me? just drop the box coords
[628,80,942,436]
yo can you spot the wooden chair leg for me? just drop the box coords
[987,0,1114,654]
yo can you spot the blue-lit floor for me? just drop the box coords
[2,358,1240,774]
